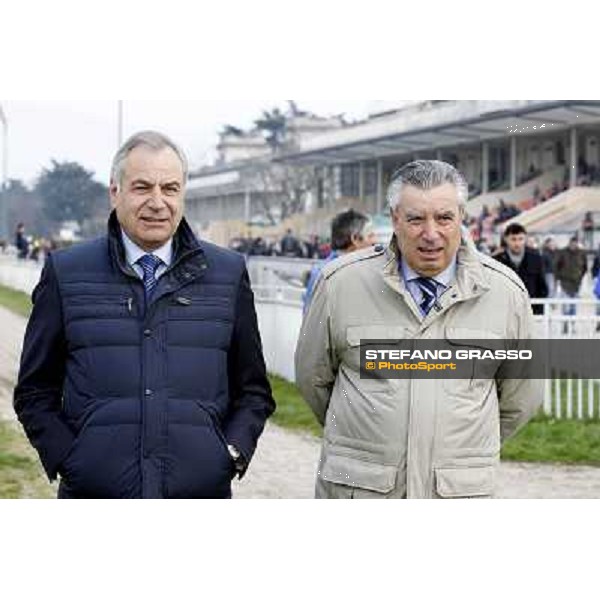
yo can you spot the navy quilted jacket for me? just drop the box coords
[14,212,275,498]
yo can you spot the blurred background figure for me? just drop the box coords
[302,209,376,314]
[542,237,557,298]
[582,211,595,249]
[495,223,548,315]
[14,222,29,259]
[555,236,588,332]
[280,228,303,258]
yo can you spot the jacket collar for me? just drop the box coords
[383,234,491,303]
[107,211,204,278]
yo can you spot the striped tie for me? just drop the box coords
[416,277,438,315]
[138,254,162,299]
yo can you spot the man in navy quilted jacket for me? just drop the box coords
[14,131,275,499]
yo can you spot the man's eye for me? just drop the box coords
[407,217,424,224]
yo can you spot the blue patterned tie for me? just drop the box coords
[416,277,438,315]
[138,254,162,299]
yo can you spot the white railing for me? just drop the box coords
[255,292,600,420]
[0,254,43,295]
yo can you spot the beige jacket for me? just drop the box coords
[295,238,542,499]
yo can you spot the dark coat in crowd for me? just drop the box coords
[554,247,588,295]
[494,248,548,315]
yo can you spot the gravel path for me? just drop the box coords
[2,304,599,499]
[234,423,600,499]
[0,306,25,422]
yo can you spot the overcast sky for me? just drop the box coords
[1,100,402,187]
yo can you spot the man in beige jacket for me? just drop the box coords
[295,160,542,499]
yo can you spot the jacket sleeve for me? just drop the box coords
[302,265,321,316]
[295,273,338,427]
[592,256,600,279]
[496,288,543,443]
[224,265,275,475]
[13,254,75,481]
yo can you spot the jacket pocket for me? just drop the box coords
[443,328,504,397]
[346,325,406,347]
[345,325,406,392]
[320,449,397,494]
[434,465,495,498]
[194,401,231,459]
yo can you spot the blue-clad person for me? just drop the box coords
[303,209,376,314]
[14,131,275,499]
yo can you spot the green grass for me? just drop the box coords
[502,416,600,465]
[269,375,600,465]
[0,283,32,318]
[269,375,322,437]
[0,420,55,499]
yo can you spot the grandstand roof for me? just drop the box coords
[277,100,600,165]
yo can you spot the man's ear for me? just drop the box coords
[109,181,119,209]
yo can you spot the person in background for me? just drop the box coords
[15,222,29,259]
[280,228,303,258]
[302,209,376,314]
[582,212,595,250]
[554,236,588,332]
[494,223,548,315]
[542,237,557,298]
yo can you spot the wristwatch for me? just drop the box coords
[227,444,246,477]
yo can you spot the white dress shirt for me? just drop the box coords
[400,258,457,314]
[120,229,173,281]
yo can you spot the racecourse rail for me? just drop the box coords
[2,253,599,420]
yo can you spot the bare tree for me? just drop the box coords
[246,160,319,224]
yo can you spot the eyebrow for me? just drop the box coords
[130,179,181,187]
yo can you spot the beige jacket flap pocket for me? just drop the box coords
[321,451,397,494]
[435,466,495,498]
[445,328,503,348]
[347,325,406,348]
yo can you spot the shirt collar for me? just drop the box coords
[120,228,173,269]
[401,256,457,287]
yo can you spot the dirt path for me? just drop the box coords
[0,306,26,422]
[1,304,599,499]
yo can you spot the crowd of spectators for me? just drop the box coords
[229,229,332,259]
[0,222,58,263]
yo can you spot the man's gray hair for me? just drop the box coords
[111,130,189,187]
[387,160,469,211]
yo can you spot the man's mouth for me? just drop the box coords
[418,247,443,257]
[141,217,168,224]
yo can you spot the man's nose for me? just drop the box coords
[421,219,440,240]
[147,186,166,207]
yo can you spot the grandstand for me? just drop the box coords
[185,100,600,248]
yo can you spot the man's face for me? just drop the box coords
[110,145,185,252]
[506,233,526,255]
[391,183,463,277]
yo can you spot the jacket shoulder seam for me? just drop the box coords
[321,247,386,280]
[482,261,528,293]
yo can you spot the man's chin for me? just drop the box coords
[416,262,446,277]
